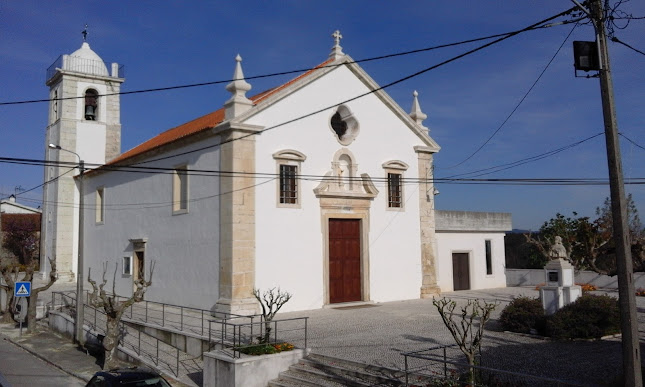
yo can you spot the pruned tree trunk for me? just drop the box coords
[0,266,20,323]
[26,258,57,333]
[88,261,154,370]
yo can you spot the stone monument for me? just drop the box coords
[540,236,582,315]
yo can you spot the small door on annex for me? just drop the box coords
[329,219,361,303]
[452,253,470,291]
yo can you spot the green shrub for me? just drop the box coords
[545,294,620,340]
[499,297,545,334]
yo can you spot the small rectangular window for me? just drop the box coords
[173,166,188,213]
[96,187,105,223]
[387,173,402,208]
[279,165,298,204]
[485,240,493,275]
[122,256,132,275]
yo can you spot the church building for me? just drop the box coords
[41,32,511,314]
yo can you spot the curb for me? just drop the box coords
[1,335,90,383]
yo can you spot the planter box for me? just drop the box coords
[203,348,308,387]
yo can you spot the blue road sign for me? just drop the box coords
[14,281,31,297]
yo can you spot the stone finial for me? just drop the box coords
[410,90,428,130]
[224,54,253,119]
[329,30,345,60]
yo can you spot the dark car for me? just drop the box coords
[85,367,172,386]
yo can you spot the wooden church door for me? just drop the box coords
[329,219,361,303]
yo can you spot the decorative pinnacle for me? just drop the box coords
[410,90,428,129]
[329,30,345,59]
[82,24,88,42]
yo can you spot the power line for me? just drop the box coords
[130,7,582,168]
[619,133,645,151]
[443,22,579,169]
[440,132,605,179]
[0,22,577,107]
[611,36,645,56]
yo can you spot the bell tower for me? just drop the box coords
[40,34,124,280]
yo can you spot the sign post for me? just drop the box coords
[14,281,31,336]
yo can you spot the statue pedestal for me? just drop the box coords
[540,258,581,315]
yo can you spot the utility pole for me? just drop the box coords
[76,159,85,346]
[585,0,642,384]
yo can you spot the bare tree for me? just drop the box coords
[433,297,497,385]
[26,258,57,333]
[0,258,57,330]
[253,287,292,344]
[88,261,154,370]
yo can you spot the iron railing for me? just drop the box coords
[51,291,182,376]
[46,55,125,81]
[402,344,585,387]
[209,317,308,358]
[103,292,249,336]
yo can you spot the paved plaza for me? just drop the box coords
[2,279,645,386]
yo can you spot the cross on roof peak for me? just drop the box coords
[329,30,345,60]
[332,30,342,46]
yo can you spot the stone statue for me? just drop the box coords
[549,236,568,259]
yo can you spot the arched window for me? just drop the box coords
[84,89,98,121]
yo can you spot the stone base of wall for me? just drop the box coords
[203,348,308,387]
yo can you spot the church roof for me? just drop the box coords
[106,58,334,166]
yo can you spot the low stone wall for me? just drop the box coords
[203,349,307,387]
[506,268,645,289]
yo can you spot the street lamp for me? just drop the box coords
[48,143,85,345]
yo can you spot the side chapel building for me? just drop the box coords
[41,33,511,314]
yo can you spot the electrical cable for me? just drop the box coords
[129,6,582,168]
[619,133,645,151]
[0,21,578,107]
[442,23,579,169]
[611,36,645,56]
[439,133,605,179]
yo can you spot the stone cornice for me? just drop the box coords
[47,69,125,86]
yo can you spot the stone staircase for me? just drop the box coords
[269,353,432,387]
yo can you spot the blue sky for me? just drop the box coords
[1,1,644,230]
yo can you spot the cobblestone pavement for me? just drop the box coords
[278,286,645,386]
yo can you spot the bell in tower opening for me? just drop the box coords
[84,89,98,120]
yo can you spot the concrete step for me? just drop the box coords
[270,353,413,387]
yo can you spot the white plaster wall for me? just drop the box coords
[0,203,39,214]
[82,136,222,310]
[435,232,507,292]
[77,122,107,167]
[247,65,427,311]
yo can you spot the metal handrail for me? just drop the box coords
[86,290,255,337]
[208,316,308,358]
[51,291,183,376]
[402,345,585,387]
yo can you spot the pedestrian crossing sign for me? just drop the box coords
[14,281,31,297]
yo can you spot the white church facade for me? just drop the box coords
[41,33,511,314]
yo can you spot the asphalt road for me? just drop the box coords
[0,337,85,387]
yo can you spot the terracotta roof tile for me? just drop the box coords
[106,58,336,166]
